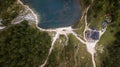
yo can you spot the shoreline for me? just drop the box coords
[16,1,107,67]
[18,0,83,30]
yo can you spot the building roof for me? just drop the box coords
[85,30,100,41]
[91,31,99,40]
[102,21,108,27]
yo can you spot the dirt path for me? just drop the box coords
[17,0,108,67]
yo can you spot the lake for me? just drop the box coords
[23,0,81,29]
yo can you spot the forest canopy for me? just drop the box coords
[0,21,51,67]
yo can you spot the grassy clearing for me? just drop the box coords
[87,0,108,29]
[70,34,93,67]
[45,34,93,67]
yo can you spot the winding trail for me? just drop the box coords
[82,0,107,67]
[83,0,97,67]
[39,26,85,67]
[17,0,108,67]
[40,31,60,67]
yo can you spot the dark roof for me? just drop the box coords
[91,31,99,40]
[102,21,108,27]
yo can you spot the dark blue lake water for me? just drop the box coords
[24,0,81,29]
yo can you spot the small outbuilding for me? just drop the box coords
[102,21,108,28]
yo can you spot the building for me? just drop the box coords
[91,31,99,40]
[102,21,108,28]
[85,30,100,42]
